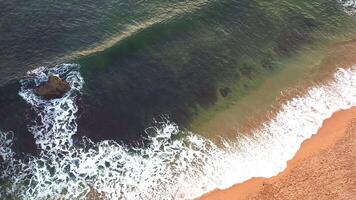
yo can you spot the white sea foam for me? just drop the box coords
[1,64,356,200]
[338,0,356,14]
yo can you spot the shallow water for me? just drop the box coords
[193,38,356,139]
[1,1,356,200]
[75,0,356,142]
[2,0,356,143]
[1,64,356,200]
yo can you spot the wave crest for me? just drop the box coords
[1,65,356,200]
[338,0,356,14]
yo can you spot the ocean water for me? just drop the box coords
[1,64,356,199]
[0,0,209,85]
[1,1,356,200]
[2,0,356,142]
[75,0,356,141]
[338,0,356,13]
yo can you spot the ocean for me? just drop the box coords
[1,0,356,199]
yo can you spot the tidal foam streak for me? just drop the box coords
[1,65,356,200]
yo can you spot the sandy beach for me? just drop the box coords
[199,107,356,200]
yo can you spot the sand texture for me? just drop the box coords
[200,107,356,200]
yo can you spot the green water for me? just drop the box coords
[76,0,356,141]
[1,1,356,199]
[1,0,356,142]
[191,39,344,138]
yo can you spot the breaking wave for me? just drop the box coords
[1,64,356,200]
[338,0,356,14]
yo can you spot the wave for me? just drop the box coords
[76,0,352,69]
[338,0,356,14]
[75,0,353,61]
[68,0,210,60]
[1,64,356,200]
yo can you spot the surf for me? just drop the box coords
[1,63,356,200]
[2,1,356,200]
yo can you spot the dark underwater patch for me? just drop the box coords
[75,0,352,143]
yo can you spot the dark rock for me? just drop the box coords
[219,87,232,98]
[262,57,274,70]
[35,75,70,100]
[275,15,318,55]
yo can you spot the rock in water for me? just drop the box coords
[35,75,70,99]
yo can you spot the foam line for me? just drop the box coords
[337,0,356,14]
[1,65,356,200]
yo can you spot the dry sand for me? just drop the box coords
[199,107,356,200]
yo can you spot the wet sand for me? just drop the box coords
[199,107,356,200]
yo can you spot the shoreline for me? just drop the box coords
[194,38,356,140]
[199,106,356,200]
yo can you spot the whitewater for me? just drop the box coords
[0,63,355,200]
